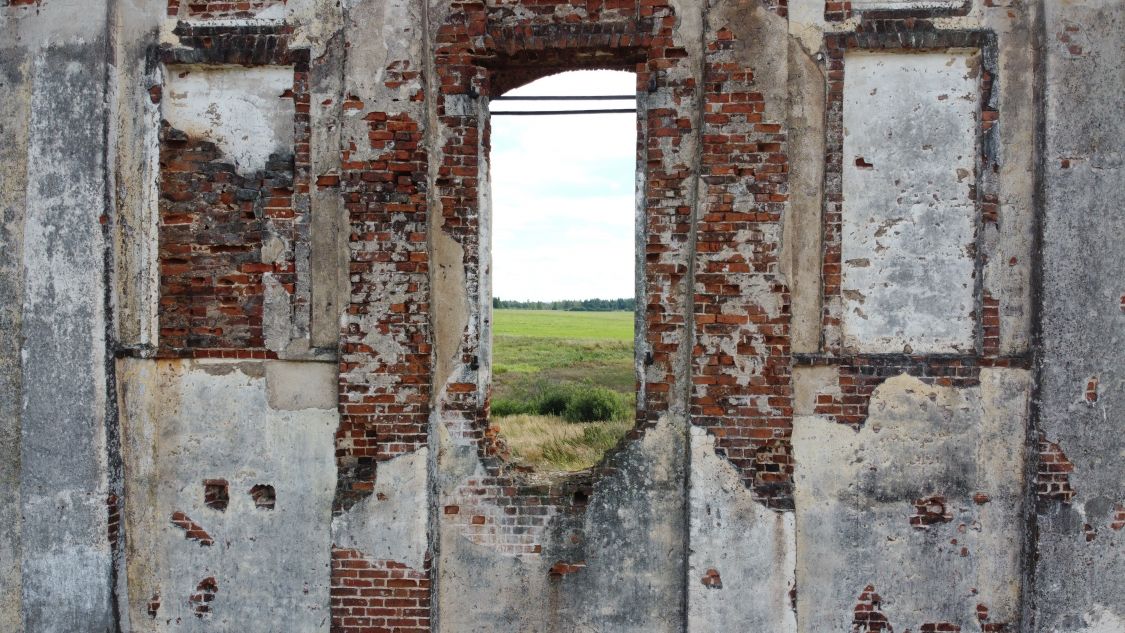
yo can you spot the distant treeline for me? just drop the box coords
[493,297,635,311]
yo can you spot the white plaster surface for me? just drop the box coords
[118,359,337,632]
[332,448,429,571]
[265,360,338,410]
[847,0,969,10]
[841,51,980,353]
[687,427,796,633]
[162,65,295,175]
[793,369,1029,632]
[1065,605,1125,633]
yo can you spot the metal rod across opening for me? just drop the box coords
[490,108,637,116]
[491,95,635,101]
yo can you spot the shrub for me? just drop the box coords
[535,384,574,417]
[491,397,536,417]
[563,385,627,423]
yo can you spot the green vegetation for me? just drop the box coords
[493,383,629,423]
[493,309,633,341]
[491,309,635,472]
[492,297,635,311]
[493,415,634,473]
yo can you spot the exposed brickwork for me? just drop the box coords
[975,604,1010,632]
[330,548,430,633]
[1036,433,1076,505]
[147,593,161,618]
[250,484,275,509]
[825,1,853,21]
[1084,376,1098,404]
[166,0,287,19]
[442,478,556,557]
[910,494,953,529]
[981,294,1000,357]
[1111,504,1125,531]
[204,479,229,511]
[690,17,794,509]
[158,26,311,359]
[797,354,996,427]
[852,585,893,632]
[189,577,218,618]
[170,511,214,546]
[182,0,286,19]
[158,126,271,353]
[821,24,999,356]
[920,624,960,633]
[701,568,723,589]
[107,494,121,546]
[1,0,40,7]
[427,0,680,562]
[825,1,971,22]
[333,89,431,513]
[548,560,586,578]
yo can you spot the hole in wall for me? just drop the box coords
[487,69,639,474]
[250,484,276,509]
[190,577,218,618]
[203,479,229,511]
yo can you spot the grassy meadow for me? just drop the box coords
[490,309,635,472]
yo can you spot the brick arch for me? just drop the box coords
[475,27,650,95]
[485,53,641,97]
[430,0,705,558]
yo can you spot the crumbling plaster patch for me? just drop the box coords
[0,49,30,633]
[162,65,296,176]
[793,369,1029,631]
[332,448,429,571]
[438,414,687,632]
[848,0,969,11]
[118,359,336,630]
[19,31,115,631]
[687,427,796,632]
[1035,3,1125,629]
[785,35,826,354]
[1063,605,1125,633]
[792,365,841,416]
[840,51,980,354]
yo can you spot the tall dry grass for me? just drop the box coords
[494,414,632,472]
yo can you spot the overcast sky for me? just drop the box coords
[489,70,637,302]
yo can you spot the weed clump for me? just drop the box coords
[536,384,573,417]
[562,386,627,423]
[491,398,536,417]
[492,381,629,423]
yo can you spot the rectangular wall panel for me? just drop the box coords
[841,51,980,354]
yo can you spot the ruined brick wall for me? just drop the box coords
[4,0,1125,631]
[155,25,311,359]
[166,0,286,19]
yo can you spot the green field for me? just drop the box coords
[491,309,635,472]
[492,309,635,397]
[493,309,634,341]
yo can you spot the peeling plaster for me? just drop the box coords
[687,427,796,632]
[162,65,296,176]
[841,51,980,354]
[794,370,1030,631]
[118,359,336,631]
[332,448,429,571]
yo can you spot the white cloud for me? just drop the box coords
[489,70,637,301]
